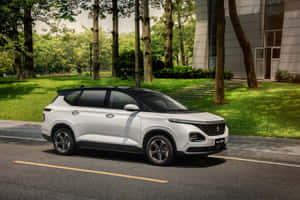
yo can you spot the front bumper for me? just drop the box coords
[175,125,229,155]
[185,142,226,155]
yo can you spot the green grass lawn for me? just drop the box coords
[185,82,300,139]
[0,76,207,122]
[0,76,299,139]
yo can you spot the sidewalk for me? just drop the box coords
[0,120,300,164]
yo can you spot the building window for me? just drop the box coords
[264,0,284,31]
[207,0,216,69]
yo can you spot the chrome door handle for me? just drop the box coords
[72,110,79,115]
[106,113,114,118]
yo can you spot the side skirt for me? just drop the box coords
[77,141,145,155]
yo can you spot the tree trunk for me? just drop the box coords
[23,6,34,78]
[134,0,141,87]
[92,0,100,80]
[228,0,258,88]
[15,51,23,80]
[164,0,173,68]
[12,22,23,80]
[142,0,153,82]
[214,0,226,105]
[112,0,119,77]
[176,0,186,66]
[176,54,179,66]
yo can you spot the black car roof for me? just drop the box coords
[57,86,157,96]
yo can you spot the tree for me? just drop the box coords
[174,0,185,66]
[214,0,226,105]
[164,0,173,68]
[0,0,23,80]
[23,1,34,78]
[134,0,141,87]
[228,0,258,88]
[112,0,118,77]
[141,0,153,82]
[92,0,101,80]
[111,0,134,77]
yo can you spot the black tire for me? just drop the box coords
[52,127,75,155]
[145,135,174,166]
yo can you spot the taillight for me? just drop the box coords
[44,108,52,112]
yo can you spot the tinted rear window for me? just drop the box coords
[65,90,81,105]
[77,90,106,107]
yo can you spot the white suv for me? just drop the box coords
[42,86,228,165]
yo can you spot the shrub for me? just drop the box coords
[275,70,300,84]
[154,67,233,80]
[275,70,292,82]
[294,74,300,84]
[115,50,164,80]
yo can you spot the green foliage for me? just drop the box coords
[119,32,135,53]
[155,66,233,80]
[32,28,112,75]
[151,13,196,65]
[114,50,137,79]
[275,70,300,84]
[275,70,293,82]
[114,49,164,80]
[0,37,17,76]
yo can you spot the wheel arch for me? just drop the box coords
[142,129,177,151]
[51,123,75,140]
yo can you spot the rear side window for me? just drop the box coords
[65,90,81,105]
[109,91,137,109]
[77,90,106,107]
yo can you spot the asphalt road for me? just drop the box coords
[0,135,300,200]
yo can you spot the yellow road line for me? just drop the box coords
[14,161,168,184]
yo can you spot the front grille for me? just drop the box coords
[194,123,225,136]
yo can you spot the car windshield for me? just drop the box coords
[136,91,188,112]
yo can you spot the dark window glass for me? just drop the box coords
[109,91,137,109]
[136,92,187,112]
[65,90,81,105]
[78,90,106,107]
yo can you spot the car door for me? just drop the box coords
[72,89,111,142]
[101,90,141,147]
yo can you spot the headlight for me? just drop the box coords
[189,132,205,142]
[168,118,195,124]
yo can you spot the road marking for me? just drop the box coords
[14,161,168,184]
[212,155,300,168]
[0,135,45,142]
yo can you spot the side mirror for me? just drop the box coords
[124,104,140,111]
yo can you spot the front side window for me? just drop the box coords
[109,91,137,109]
[77,90,106,107]
[136,92,188,112]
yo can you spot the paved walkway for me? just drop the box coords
[0,120,300,165]
[168,80,245,102]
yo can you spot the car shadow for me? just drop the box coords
[43,148,226,168]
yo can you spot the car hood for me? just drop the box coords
[158,111,224,122]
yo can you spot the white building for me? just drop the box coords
[192,0,300,80]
